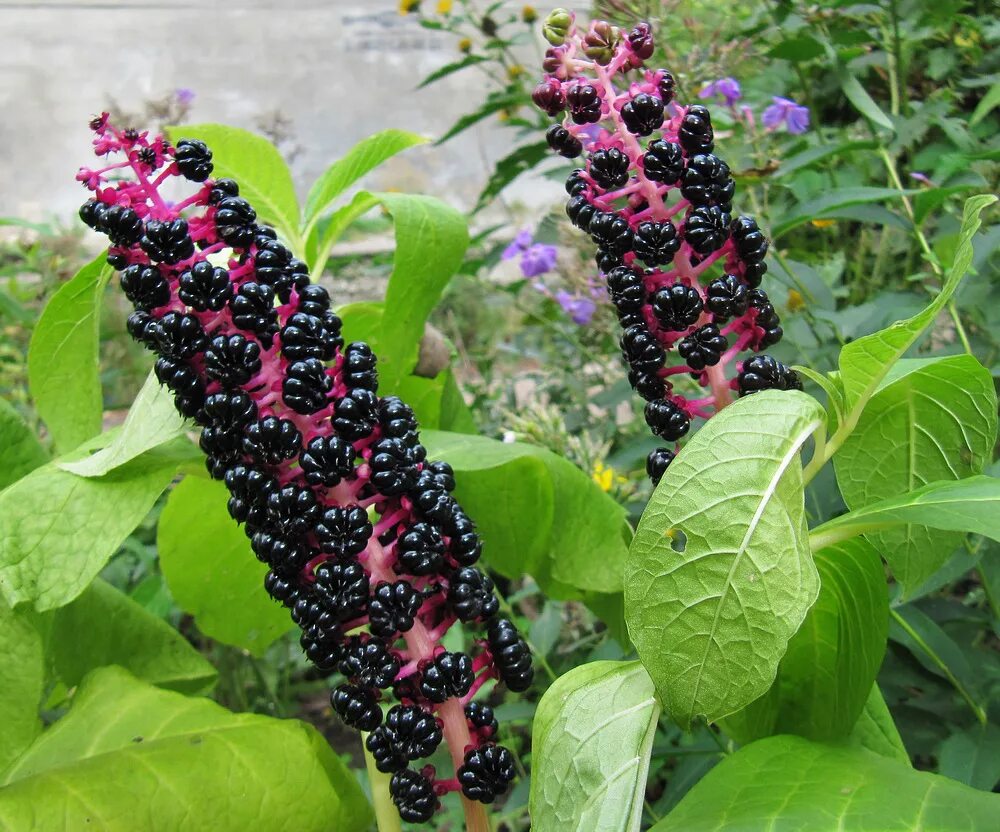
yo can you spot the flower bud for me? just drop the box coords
[542,8,573,46]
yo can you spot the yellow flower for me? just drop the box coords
[398,0,420,14]
[954,31,979,48]
[810,218,836,229]
[522,5,538,23]
[436,0,453,13]
[787,289,805,312]
[458,37,472,53]
[592,462,615,492]
[507,64,525,79]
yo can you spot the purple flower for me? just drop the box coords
[555,290,596,325]
[910,172,934,186]
[502,229,557,278]
[699,77,742,107]
[761,96,810,134]
[174,88,196,106]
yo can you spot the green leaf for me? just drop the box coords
[374,193,468,390]
[772,187,919,238]
[27,256,110,453]
[421,430,630,593]
[302,129,427,229]
[834,355,997,594]
[0,449,180,611]
[475,140,551,210]
[307,190,380,276]
[775,140,878,179]
[809,475,1000,552]
[0,600,44,771]
[722,538,887,743]
[654,735,999,831]
[46,578,216,694]
[530,661,659,832]
[435,91,524,144]
[836,64,894,130]
[836,194,997,415]
[0,399,48,491]
[847,684,909,764]
[0,667,371,832]
[167,124,300,244]
[157,476,293,655]
[625,391,824,728]
[969,81,1000,127]
[417,54,489,88]
[59,371,189,477]
[767,34,825,61]
[938,724,1000,791]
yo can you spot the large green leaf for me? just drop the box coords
[374,192,468,390]
[27,256,110,453]
[625,391,824,728]
[158,476,293,655]
[625,392,823,727]
[422,430,630,593]
[167,124,300,245]
[0,399,47,491]
[59,370,189,477]
[847,684,909,764]
[722,538,887,743]
[810,475,1000,551]
[530,662,659,832]
[46,578,216,694]
[835,355,997,594]
[0,667,371,831]
[0,600,44,771]
[302,129,427,228]
[836,64,894,130]
[0,448,181,611]
[938,723,1000,791]
[836,194,997,416]
[654,735,998,831]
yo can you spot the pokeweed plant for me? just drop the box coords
[525,10,1000,832]
[0,114,631,828]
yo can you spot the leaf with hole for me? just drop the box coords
[625,390,824,727]
[530,661,659,832]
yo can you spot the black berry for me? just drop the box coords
[174,139,213,182]
[487,618,533,692]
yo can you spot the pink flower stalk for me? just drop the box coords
[533,13,801,484]
[76,114,532,830]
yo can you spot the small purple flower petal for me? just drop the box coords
[910,172,933,186]
[555,291,596,325]
[501,228,534,260]
[699,77,741,107]
[519,243,558,278]
[175,88,196,106]
[761,96,809,134]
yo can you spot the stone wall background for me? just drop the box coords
[1,0,564,224]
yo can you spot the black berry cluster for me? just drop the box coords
[532,13,801,484]
[78,116,531,826]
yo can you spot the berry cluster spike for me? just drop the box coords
[77,114,529,829]
[534,11,801,485]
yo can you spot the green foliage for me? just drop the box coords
[0,600,44,771]
[653,735,999,831]
[529,662,659,832]
[422,429,630,593]
[835,356,997,594]
[26,256,110,453]
[625,391,824,727]
[847,685,910,764]
[0,446,187,611]
[0,667,372,832]
[0,398,48,490]
[157,476,293,656]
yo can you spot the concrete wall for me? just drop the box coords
[1,0,563,223]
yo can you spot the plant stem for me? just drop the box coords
[363,734,404,832]
[889,609,987,726]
